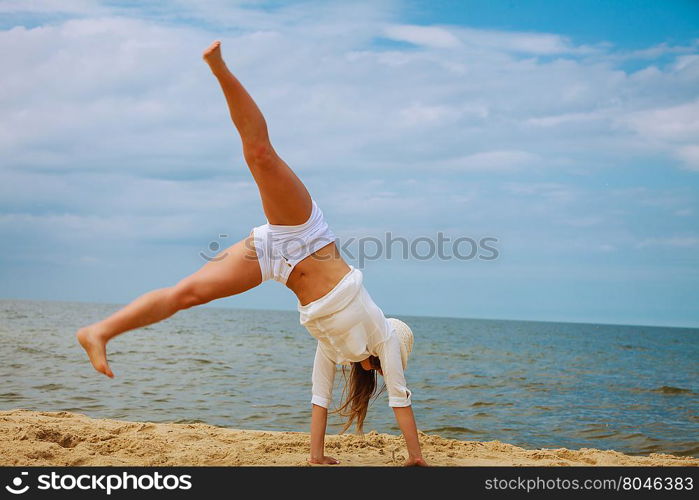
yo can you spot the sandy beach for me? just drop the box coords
[0,409,695,466]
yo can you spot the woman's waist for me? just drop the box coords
[297,264,365,321]
[290,245,354,307]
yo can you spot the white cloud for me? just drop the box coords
[674,145,699,171]
[398,102,463,126]
[0,1,698,285]
[564,216,603,228]
[0,0,104,15]
[673,54,699,72]
[636,236,699,249]
[382,23,600,55]
[502,182,577,203]
[456,27,591,55]
[623,99,699,143]
[621,40,699,60]
[444,150,540,172]
[620,99,699,170]
[383,24,462,49]
[1,6,697,185]
[674,208,694,217]
[525,111,606,127]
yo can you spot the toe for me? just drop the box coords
[99,363,114,378]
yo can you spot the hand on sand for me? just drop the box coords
[404,456,429,467]
[76,327,114,378]
[307,456,340,465]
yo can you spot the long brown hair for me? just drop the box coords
[332,356,386,434]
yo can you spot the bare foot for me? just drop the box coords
[76,326,114,378]
[202,40,225,71]
[307,456,340,465]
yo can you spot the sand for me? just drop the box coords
[0,409,695,466]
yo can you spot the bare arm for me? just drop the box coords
[309,404,339,465]
[393,406,428,466]
[308,343,339,465]
[374,334,428,466]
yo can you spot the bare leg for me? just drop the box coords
[76,235,261,377]
[202,40,312,225]
[76,41,310,378]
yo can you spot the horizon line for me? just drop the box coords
[2,296,697,331]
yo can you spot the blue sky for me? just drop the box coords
[405,0,699,48]
[1,0,698,327]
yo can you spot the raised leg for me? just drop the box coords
[76,234,261,377]
[203,40,312,226]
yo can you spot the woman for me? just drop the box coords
[76,41,427,467]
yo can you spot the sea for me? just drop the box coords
[1,299,697,457]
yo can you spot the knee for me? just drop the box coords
[243,142,277,170]
[170,283,209,310]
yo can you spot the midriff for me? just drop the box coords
[286,242,351,306]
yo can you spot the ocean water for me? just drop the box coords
[0,298,697,457]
